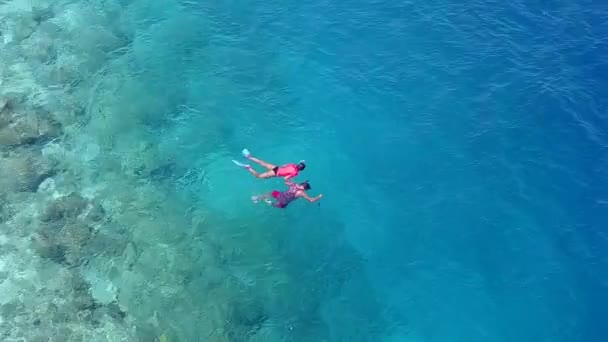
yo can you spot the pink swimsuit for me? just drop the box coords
[274,164,298,178]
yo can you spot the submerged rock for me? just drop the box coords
[32,6,55,24]
[11,14,38,42]
[0,193,15,223]
[85,202,106,223]
[33,192,99,266]
[32,222,95,267]
[87,231,128,259]
[0,93,63,148]
[104,302,127,321]
[0,93,26,119]
[149,162,177,180]
[61,222,94,246]
[0,149,58,192]
[31,233,67,264]
[0,98,17,128]
[21,30,58,64]
[48,55,84,88]
[41,192,87,222]
[73,293,98,311]
[0,112,62,147]
[230,298,267,329]
[122,241,138,270]
[61,223,95,266]
[35,197,99,266]
[0,127,22,146]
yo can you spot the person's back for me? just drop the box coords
[275,164,299,178]
[271,183,300,208]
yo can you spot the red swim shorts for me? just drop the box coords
[271,190,286,208]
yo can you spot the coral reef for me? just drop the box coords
[0,148,58,192]
[0,1,388,341]
[0,96,62,148]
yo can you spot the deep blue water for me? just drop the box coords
[98,0,608,340]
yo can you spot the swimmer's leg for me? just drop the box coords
[233,160,273,178]
[247,168,275,179]
[252,193,275,206]
[271,202,285,209]
[255,169,276,179]
[243,149,276,170]
[251,192,271,203]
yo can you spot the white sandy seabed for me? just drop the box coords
[0,1,390,341]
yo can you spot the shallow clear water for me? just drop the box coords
[1,0,608,341]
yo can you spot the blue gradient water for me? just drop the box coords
[94,0,608,340]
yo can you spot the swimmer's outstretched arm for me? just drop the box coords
[300,192,323,203]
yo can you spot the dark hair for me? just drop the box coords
[300,181,311,190]
[297,162,306,171]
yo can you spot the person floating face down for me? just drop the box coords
[233,148,305,181]
[252,178,323,209]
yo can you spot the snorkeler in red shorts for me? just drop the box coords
[252,179,323,208]
[233,148,305,180]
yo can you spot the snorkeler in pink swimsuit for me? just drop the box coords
[233,148,305,180]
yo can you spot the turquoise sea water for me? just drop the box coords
[1,0,607,341]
